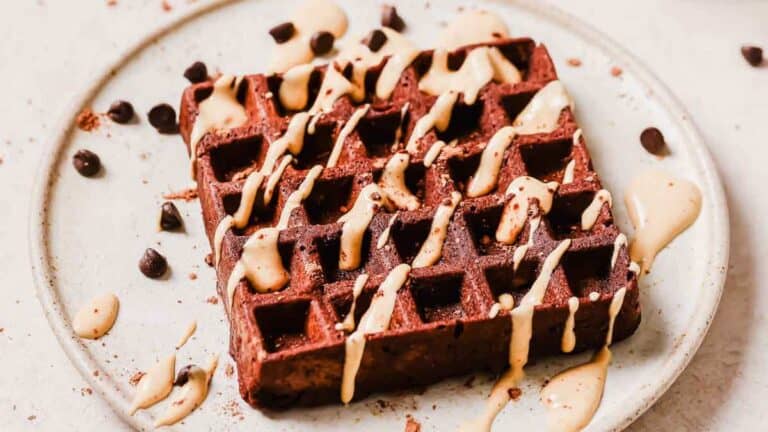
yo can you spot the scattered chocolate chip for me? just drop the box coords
[159,201,183,231]
[640,127,668,156]
[364,29,388,52]
[72,149,101,177]
[269,22,295,44]
[174,365,194,386]
[107,100,135,124]
[381,5,406,32]
[147,103,178,134]
[139,248,168,278]
[310,31,335,55]
[183,61,208,83]
[741,45,763,67]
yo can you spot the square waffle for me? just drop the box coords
[178,37,640,409]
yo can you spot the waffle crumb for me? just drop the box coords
[611,66,623,77]
[567,58,582,67]
[163,188,198,201]
[206,296,219,305]
[225,363,235,378]
[129,371,146,386]
[405,415,421,432]
[507,387,522,401]
[76,108,100,132]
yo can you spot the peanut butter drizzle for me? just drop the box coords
[175,320,197,349]
[625,170,702,274]
[189,75,248,178]
[406,91,458,153]
[423,140,447,168]
[379,153,420,211]
[461,240,571,432]
[327,104,369,167]
[268,0,348,73]
[278,164,323,228]
[581,189,612,231]
[466,126,517,197]
[279,64,314,111]
[308,65,356,115]
[377,212,399,249]
[341,264,411,403]
[563,129,582,184]
[437,10,510,50]
[496,176,558,244]
[419,47,521,105]
[72,293,119,340]
[129,354,175,415]
[263,155,293,205]
[335,273,369,332]
[561,297,579,353]
[213,215,234,266]
[540,287,626,432]
[336,27,419,100]
[338,184,391,271]
[611,233,627,269]
[412,191,462,268]
[154,355,219,427]
[512,80,574,135]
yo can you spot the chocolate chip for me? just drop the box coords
[174,365,194,386]
[159,202,183,231]
[107,100,134,124]
[72,149,101,177]
[139,248,168,278]
[364,29,388,53]
[183,61,208,83]
[269,22,295,44]
[381,5,406,32]
[741,45,763,67]
[310,31,335,55]
[640,127,668,156]
[147,103,178,134]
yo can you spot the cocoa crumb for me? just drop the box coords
[566,58,582,67]
[76,108,100,132]
[163,188,198,201]
[188,272,197,280]
[507,387,522,401]
[225,363,235,378]
[405,414,421,432]
[204,253,214,267]
[162,0,172,12]
[610,66,623,77]
[206,296,219,305]
[129,371,146,386]
[27,415,36,421]
[106,0,117,6]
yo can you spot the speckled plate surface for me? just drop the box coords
[29,0,729,430]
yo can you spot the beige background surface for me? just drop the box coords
[0,1,765,430]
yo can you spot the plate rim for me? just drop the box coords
[28,0,730,430]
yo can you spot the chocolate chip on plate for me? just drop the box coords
[139,248,168,278]
[147,103,178,134]
[640,127,668,156]
[381,5,406,32]
[310,31,335,55]
[72,149,101,177]
[364,29,388,53]
[174,365,195,386]
[159,201,183,231]
[183,61,208,83]
[107,100,135,124]
[741,45,763,67]
[269,22,295,44]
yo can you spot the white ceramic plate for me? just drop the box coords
[30,0,729,430]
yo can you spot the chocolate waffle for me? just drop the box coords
[178,37,640,409]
